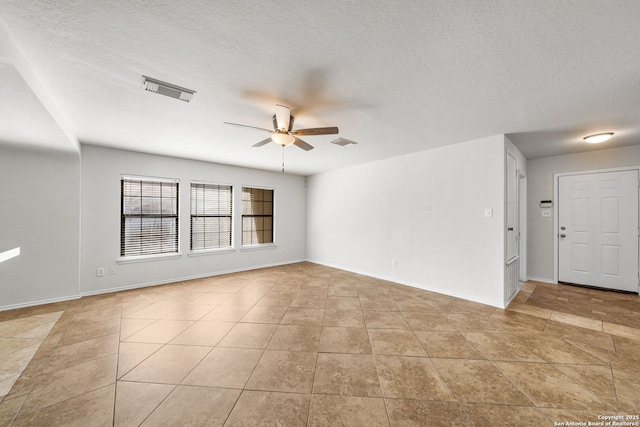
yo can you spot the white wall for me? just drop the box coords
[80,145,307,295]
[307,135,507,307]
[1,22,82,311]
[0,144,81,309]
[527,144,640,282]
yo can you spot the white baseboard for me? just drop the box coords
[80,259,307,298]
[0,294,80,313]
[503,285,521,307]
[1,259,306,312]
[2,259,509,313]
[527,276,556,284]
[307,258,506,309]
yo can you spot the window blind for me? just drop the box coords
[190,183,233,250]
[242,187,274,245]
[121,177,179,257]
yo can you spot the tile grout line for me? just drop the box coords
[367,317,393,427]
[111,312,123,426]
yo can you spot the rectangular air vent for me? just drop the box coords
[142,76,195,102]
[330,137,358,146]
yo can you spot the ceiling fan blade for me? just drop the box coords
[223,122,273,133]
[293,137,314,151]
[275,104,291,131]
[252,137,272,147]
[291,126,339,136]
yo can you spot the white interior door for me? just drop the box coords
[558,170,639,292]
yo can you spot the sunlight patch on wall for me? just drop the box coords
[0,247,20,263]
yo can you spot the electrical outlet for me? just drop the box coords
[484,208,493,218]
[97,268,105,277]
[541,209,552,217]
[392,260,397,268]
[109,267,116,275]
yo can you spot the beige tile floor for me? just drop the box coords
[0,311,62,400]
[0,262,639,426]
[512,280,640,332]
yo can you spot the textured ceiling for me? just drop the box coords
[1,0,639,174]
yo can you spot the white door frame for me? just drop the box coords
[506,152,519,264]
[553,165,640,284]
[519,171,527,281]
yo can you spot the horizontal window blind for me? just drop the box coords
[242,187,273,245]
[121,178,179,257]
[190,183,233,250]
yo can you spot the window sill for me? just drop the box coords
[239,243,277,252]
[117,253,182,264]
[188,248,236,257]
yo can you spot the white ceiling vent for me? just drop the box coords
[330,137,358,146]
[142,76,195,102]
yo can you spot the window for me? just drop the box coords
[121,176,179,258]
[242,187,274,246]
[190,182,233,251]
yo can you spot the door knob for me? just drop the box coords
[560,226,566,230]
[508,227,514,231]
[560,234,566,238]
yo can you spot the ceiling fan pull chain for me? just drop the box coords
[282,145,285,173]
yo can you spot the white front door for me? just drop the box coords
[558,170,639,292]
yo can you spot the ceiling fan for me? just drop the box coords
[224,104,339,151]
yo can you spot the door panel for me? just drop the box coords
[572,198,588,231]
[602,245,619,276]
[558,170,639,292]
[571,243,588,273]
[602,198,619,233]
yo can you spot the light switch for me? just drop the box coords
[484,208,493,218]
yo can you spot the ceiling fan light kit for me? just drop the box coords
[583,132,614,144]
[271,132,296,146]
[142,76,196,102]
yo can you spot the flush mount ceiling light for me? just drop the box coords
[142,76,195,102]
[583,132,614,144]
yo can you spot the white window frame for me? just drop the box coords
[118,175,181,263]
[189,180,235,255]
[241,185,276,249]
